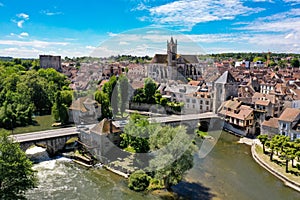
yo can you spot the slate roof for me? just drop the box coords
[214,71,236,84]
[181,55,199,63]
[151,54,168,64]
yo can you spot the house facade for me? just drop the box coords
[69,97,101,124]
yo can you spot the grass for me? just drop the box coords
[7,115,66,134]
[255,145,300,184]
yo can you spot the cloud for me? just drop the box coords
[17,13,29,20]
[86,45,96,50]
[236,8,300,33]
[107,32,118,37]
[20,32,29,37]
[14,13,29,28]
[131,2,148,11]
[0,39,68,48]
[0,2,4,7]
[136,0,264,31]
[284,0,300,4]
[40,10,63,16]
[119,41,129,45]
[17,20,25,28]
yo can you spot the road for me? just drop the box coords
[12,124,96,143]
[149,112,219,123]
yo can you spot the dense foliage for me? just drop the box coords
[0,131,37,199]
[128,170,151,191]
[121,114,195,190]
[120,114,151,153]
[0,60,71,129]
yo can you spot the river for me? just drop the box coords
[26,132,300,200]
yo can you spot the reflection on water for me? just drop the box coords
[26,132,300,200]
[184,132,300,200]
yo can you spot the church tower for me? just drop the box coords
[167,37,177,66]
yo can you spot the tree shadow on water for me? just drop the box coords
[171,181,216,200]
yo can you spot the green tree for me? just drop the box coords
[291,58,300,68]
[51,91,69,124]
[144,78,157,104]
[61,90,73,107]
[95,90,112,119]
[149,125,194,190]
[257,134,269,154]
[128,170,150,191]
[0,131,37,199]
[265,140,275,161]
[120,114,151,153]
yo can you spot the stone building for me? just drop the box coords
[218,98,255,136]
[213,71,239,113]
[79,118,129,164]
[40,55,62,72]
[147,37,202,82]
[69,97,101,124]
[278,108,300,140]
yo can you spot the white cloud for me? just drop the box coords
[107,32,118,37]
[40,10,63,16]
[86,45,96,50]
[284,0,300,4]
[20,32,29,37]
[119,41,129,45]
[138,0,264,31]
[14,13,29,28]
[17,13,29,20]
[0,39,68,48]
[131,3,148,11]
[17,20,24,28]
[236,8,300,33]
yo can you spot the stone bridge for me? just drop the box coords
[12,127,79,155]
[149,112,222,132]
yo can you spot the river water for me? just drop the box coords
[26,132,300,200]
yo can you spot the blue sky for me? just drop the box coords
[0,0,300,58]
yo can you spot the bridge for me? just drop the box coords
[149,112,221,132]
[12,113,220,155]
[12,127,79,155]
[149,112,219,124]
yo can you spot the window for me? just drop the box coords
[200,100,203,104]
[192,99,196,104]
[200,105,202,110]
[186,98,190,103]
[206,101,209,105]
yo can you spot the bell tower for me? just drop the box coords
[167,37,177,66]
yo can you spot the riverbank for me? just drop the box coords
[251,140,300,192]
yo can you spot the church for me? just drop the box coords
[147,37,203,82]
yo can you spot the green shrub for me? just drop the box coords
[128,170,150,191]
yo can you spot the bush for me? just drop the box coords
[128,170,150,191]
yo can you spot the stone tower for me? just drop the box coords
[213,71,239,113]
[167,37,177,67]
